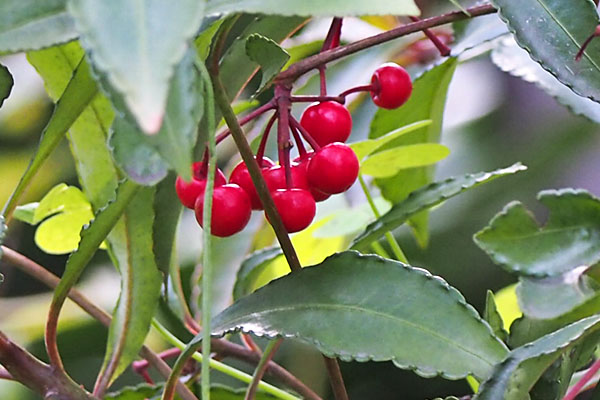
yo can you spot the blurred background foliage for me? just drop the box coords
[1,1,600,398]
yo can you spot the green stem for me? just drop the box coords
[152,320,300,400]
[245,339,283,400]
[358,174,408,263]
[199,61,216,400]
[370,241,390,259]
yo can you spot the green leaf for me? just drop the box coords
[3,50,98,218]
[98,186,162,387]
[30,183,90,224]
[360,143,450,178]
[484,290,508,343]
[516,269,599,320]
[451,14,508,56]
[474,189,600,277]
[233,246,283,301]
[209,252,508,381]
[105,383,161,400]
[474,315,600,400]
[350,120,432,161]
[351,163,527,251]
[0,0,77,53]
[195,18,225,61]
[491,0,600,103]
[109,48,204,183]
[152,174,182,279]
[245,33,290,92]
[369,58,458,247]
[0,63,13,107]
[492,36,600,123]
[313,197,391,238]
[206,0,420,16]
[67,0,205,133]
[0,216,6,267]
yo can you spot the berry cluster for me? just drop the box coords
[176,62,412,237]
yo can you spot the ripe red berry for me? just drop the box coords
[299,101,352,147]
[370,63,412,109]
[269,189,316,233]
[176,168,226,209]
[306,143,359,194]
[229,157,275,210]
[194,184,251,237]
[294,155,331,202]
[263,164,309,192]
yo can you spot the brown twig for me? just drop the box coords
[323,357,349,400]
[408,16,451,56]
[244,339,283,400]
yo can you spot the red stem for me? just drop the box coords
[576,25,600,61]
[256,111,278,165]
[321,17,343,52]
[215,99,277,145]
[132,348,182,378]
[289,122,308,158]
[290,117,321,151]
[240,334,263,355]
[563,358,600,400]
[409,16,451,56]
[338,83,377,98]
[275,85,294,188]
[290,95,343,103]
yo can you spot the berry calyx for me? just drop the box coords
[299,101,352,147]
[194,184,251,237]
[229,157,275,210]
[176,168,226,209]
[306,142,359,194]
[370,63,412,109]
[269,189,316,233]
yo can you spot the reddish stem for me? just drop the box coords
[215,99,277,145]
[290,117,321,151]
[289,122,308,158]
[0,368,14,381]
[576,25,600,61]
[409,16,451,56]
[240,334,262,355]
[322,17,343,51]
[132,348,182,381]
[256,111,278,165]
[338,83,378,98]
[290,95,343,103]
[275,85,294,188]
[563,358,600,400]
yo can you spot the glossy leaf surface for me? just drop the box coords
[245,33,290,92]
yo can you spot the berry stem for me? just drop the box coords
[318,66,327,96]
[408,16,451,56]
[358,174,408,263]
[215,99,277,145]
[323,357,349,400]
[290,117,321,151]
[241,334,263,355]
[563,358,600,400]
[289,121,308,158]
[321,17,343,51]
[275,86,294,188]
[338,83,378,98]
[289,95,343,103]
[576,25,600,61]
[256,111,278,166]
[244,339,284,400]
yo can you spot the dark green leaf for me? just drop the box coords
[233,246,282,300]
[0,0,77,53]
[152,173,182,279]
[474,189,600,277]
[98,186,163,386]
[474,315,600,400]
[484,290,508,343]
[491,0,600,103]
[0,63,13,107]
[67,0,204,133]
[109,48,204,183]
[369,58,458,247]
[492,36,600,123]
[245,34,290,92]
[209,252,508,381]
[351,163,526,251]
[206,0,419,17]
[517,269,599,319]
[195,18,225,61]
[104,383,161,400]
[360,143,450,178]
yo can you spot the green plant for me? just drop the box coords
[1,1,600,400]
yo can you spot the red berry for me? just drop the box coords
[194,184,251,237]
[229,157,275,210]
[269,189,316,233]
[299,101,352,147]
[294,155,331,202]
[176,168,226,209]
[306,143,359,194]
[263,164,309,192]
[370,63,412,109]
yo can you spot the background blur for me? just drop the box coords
[1,2,599,399]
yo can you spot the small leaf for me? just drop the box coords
[484,290,508,343]
[491,0,600,103]
[370,58,458,247]
[516,268,599,319]
[245,34,290,92]
[474,189,600,277]
[492,36,600,123]
[206,0,420,17]
[32,183,90,224]
[233,246,283,301]
[351,163,526,251]
[0,63,13,107]
[67,0,205,133]
[349,120,432,161]
[104,383,161,400]
[0,0,77,53]
[98,187,163,387]
[195,18,225,61]
[360,143,450,178]
[474,315,600,400]
[313,197,391,238]
[12,203,38,224]
[209,252,508,381]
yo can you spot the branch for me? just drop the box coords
[276,3,496,83]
